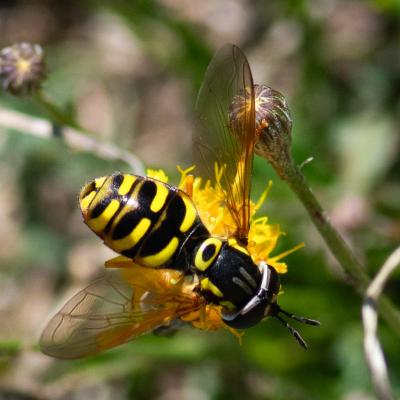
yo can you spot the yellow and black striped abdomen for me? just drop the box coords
[79,173,208,269]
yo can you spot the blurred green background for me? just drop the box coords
[0,1,399,399]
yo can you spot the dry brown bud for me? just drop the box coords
[229,84,293,178]
[253,85,293,177]
[0,42,46,96]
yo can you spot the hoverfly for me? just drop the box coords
[40,44,319,359]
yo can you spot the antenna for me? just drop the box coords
[278,307,320,326]
[274,314,308,349]
[271,304,320,350]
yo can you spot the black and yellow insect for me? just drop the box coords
[40,44,319,359]
[78,173,268,322]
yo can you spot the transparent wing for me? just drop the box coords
[194,44,256,243]
[40,268,203,359]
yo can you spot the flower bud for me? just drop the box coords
[253,85,293,175]
[0,42,46,96]
[229,84,293,178]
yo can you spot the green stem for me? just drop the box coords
[33,91,82,131]
[0,340,23,356]
[286,163,370,289]
[281,158,400,336]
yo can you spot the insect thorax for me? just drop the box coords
[193,238,262,309]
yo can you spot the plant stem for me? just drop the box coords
[0,340,23,356]
[286,163,370,289]
[362,246,400,400]
[281,158,400,336]
[33,91,82,131]
[26,91,144,174]
[0,106,145,174]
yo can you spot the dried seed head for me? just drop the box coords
[253,85,293,177]
[229,84,293,178]
[0,42,46,96]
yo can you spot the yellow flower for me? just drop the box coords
[146,168,169,183]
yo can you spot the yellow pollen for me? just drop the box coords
[17,59,31,73]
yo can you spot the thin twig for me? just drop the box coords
[33,91,82,130]
[362,246,400,400]
[284,163,370,290]
[0,106,144,175]
[279,160,400,337]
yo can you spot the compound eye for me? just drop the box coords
[222,302,265,329]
